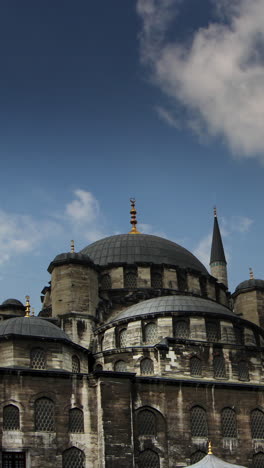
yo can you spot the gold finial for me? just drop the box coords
[214,206,217,217]
[208,441,213,455]
[129,198,141,234]
[25,295,31,318]
[249,267,254,280]
[71,240,75,253]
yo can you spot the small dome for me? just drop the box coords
[188,454,246,468]
[1,298,24,307]
[109,295,235,323]
[81,234,208,274]
[48,252,95,273]
[0,316,70,341]
[235,279,264,293]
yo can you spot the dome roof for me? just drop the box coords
[235,279,264,293]
[189,454,246,468]
[0,316,70,341]
[1,298,24,307]
[80,234,208,274]
[48,252,95,273]
[109,295,235,323]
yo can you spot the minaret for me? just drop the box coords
[210,207,228,287]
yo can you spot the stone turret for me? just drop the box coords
[210,208,228,288]
[47,247,99,347]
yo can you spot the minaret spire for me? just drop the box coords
[128,198,141,234]
[210,207,228,287]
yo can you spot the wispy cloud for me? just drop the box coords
[137,0,264,159]
[155,106,181,129]
[138,222,168,238]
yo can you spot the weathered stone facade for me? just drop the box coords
[0,229,264,467]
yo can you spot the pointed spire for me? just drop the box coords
[128,198,141,234]
[210,207,226,265]
[25,295,31,317]
[210,207,228,287]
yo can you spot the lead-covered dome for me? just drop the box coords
[80,234,208,274]
[0,316,70,341]
[109,295,235,323]
[235,279,264,293]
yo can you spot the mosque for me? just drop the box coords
[0,200,263,468]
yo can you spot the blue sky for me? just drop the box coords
[1,0,264,311]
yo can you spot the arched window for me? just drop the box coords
[252,452,264,468]
[238,360,250,381]
[138,450,160,468]
[174,320,189,339]
[199,276,207,297]
[140,358,154,375]
[101,274,111,289]
[114,360,127,372]
[3,405,20,430]
[251,409,264,439]
[35,397,55,432]
[62,447,85,468]
[234,326,244,345]
[69,408,84,433]
[30,348,46,369]
[190,357,202,377]
[221,408,237,438]
[119,328,127,347]
[191,406,208,437]
[151,271,162,289]
[72,355,80,373]
[190,451,206,464]
[213,355,226,378]
[206,321,220,342]
[177,270,187,291]
[95,363,103,371]
[138,409,156,436]
[144,323,158,345]
[124,271,137,288]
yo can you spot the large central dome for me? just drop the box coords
[80,234,208,274]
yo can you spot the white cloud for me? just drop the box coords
[193,233,212,269]
[155,106,181,129]
[65,190,99,224]
[138,222,168,238]
[137,0,264,159]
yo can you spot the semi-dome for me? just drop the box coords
[109,295,235,323]
[80,234,208,274]
[0,316,70,341]
[235,278,264,293]
[48,251,95,273]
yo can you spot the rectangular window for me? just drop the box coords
[2,452,26,468]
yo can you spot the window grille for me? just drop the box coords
[140,358,154,375]
[206,321,220,342]
[144,323,158,344]
[119,329,127,347]
[191,406,208,437]
[114,360,127,372]
[2,452,26,468]
[190,451,206,464]
[238,360,250,381]
[251,409,264,439]
[221,408,237,438]
[213,355,226,378]
[138,450,160,468]
[151,272,162,289]
[244,328,256,346]
[3,405,20,430]
[69,408,84,433]
[124,271,137,288]
[174,320,189,339]
[62,447,85,468]
[234,326,244,345]
[35,397,55,432]
[72,355,80,373]
[199,276,207,297]
[138,410,156,436]
[177,270,187,291]
[30,348,46,369]
[190,357,202,377]
[252,452,264,468]
[101,274,111,289]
